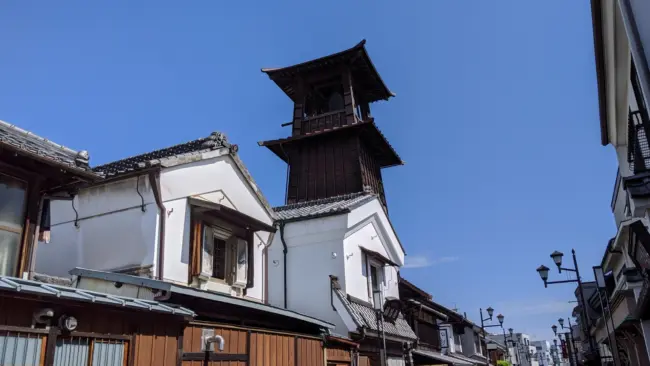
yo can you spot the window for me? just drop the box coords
[0,174,27,277]
[0,331,44,365]
[454,334,462,352]
[200,224,248,288]
[367,260,384,306]
[54,337,128,366]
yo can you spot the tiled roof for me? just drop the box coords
[0,275,195,317]
[274,192,376,221]
[93,131,234,177]
[91,131,276,220]
[0,120,96,175]
[334,288,416,340]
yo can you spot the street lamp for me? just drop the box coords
[536,249,599,363]
[480,307,503,366]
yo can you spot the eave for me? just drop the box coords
[591,0,609,146]
[262,40,394,104]
[258,119,403,168]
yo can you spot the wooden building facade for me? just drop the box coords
[259,40,403,207]
[72,267,357,366]
[0,120,101,279]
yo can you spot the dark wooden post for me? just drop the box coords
[292,78,305,136]
[341,67,356,126]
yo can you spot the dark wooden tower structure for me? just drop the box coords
[259,40,403,206]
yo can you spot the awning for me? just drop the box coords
[408,299,448,321]
[448,353,480,365]
[0,275,195,317]
[188,197,276,232]
[412,349,471,366]
[360,246,399,267]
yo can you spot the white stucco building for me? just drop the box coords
[36,131,277,303]
[258,40,418,366]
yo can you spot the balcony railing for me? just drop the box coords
[628,223,650,316]
[628,110,650,174]
[300,110,350,135]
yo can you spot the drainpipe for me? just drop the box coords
[279,221,288,309]
[148,172,166,280]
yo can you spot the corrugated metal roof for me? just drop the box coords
[0,275,195,317]
[333,288,416,340]
[70,268,332,329]
[449,353,480,365]
[412,349,472,366]
[274,192,376,221]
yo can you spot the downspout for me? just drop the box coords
[262,230,276,304]
[148,172,166,280]
[279,220,288,309]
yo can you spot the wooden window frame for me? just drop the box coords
[0,171,30,277]
[365,256,385,306]
[55,335,130,366]
[189,210,254,290]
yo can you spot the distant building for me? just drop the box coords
[531,340,552,366]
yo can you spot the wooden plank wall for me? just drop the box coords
[358,355,371,366]
[286,135,362,204]
[326,347,351,363]
[183,323,325,366]
[134,322,181,366]
[297,337,324,366]
[0,295,185,366]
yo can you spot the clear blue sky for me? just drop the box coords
[0,1,618,341]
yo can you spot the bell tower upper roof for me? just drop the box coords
[261,39,394,104]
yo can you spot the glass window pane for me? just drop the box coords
[0,232,21,277]
[0,175,26,230]
[0,175,26,277]
[213,238,227,280]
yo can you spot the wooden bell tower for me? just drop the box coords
[259,40,403,207]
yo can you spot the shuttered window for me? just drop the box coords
[0,331,45,366]
[54,337,127,366]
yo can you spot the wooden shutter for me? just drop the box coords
[232,237,248,288]
[189,219,203,279]
[246,230,254,288]
[201,226,213,277]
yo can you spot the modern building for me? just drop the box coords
[489,332,536,366]
[531,340,552,366]
[589,0,650,363]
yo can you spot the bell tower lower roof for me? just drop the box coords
[258,118,403,168]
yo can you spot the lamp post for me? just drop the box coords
[536,249,600,364]
[551,339,559,366]
[502,326,513,365]
[479,307,504,366]
[553,320,576,366]
[372,291,402,366]
[507,328,524,366]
